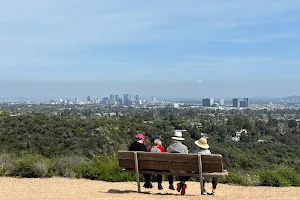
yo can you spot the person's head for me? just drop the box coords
[194,137,209,149]
[151,135,163,146]
[171,130,185,142]
[135,133,145,144]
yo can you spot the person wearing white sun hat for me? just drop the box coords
[167,130,189,195]
[194,137,218,196]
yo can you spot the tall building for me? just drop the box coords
[101,97,109,105]
[110,94,115,101]
[233,98,239,107]
[244,97,249,107]
[219,99,225,106]
[135,95,140,101]
[87,96,91,102]
[240,97,249,108]
[203,98,214,107]
[239,100,246,107]
[75,98,80,104]
[115,95,119,101]
[94,98,101,104]
[123,94,131,106]
[123,94,129,101]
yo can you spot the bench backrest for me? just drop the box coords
[118,151,223,173]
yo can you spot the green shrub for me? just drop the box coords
[221,171,256,186]
[74,154,135,182]
[52,156,87,177]
[74,162,101,180]
[32,162,49,178]
[0,154,14,176]
[10,154,51,178]
[259,167,300,187]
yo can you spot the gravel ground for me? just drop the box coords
[0,177,299,200]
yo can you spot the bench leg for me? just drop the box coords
[134,152,141,193]
[198,155,204,195]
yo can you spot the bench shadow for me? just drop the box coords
[107,189,150,194]
[107,189,194,196]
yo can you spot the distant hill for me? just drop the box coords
[283,95,300,101]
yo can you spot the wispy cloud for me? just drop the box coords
[1,0,300,82]
[213,33,300,44]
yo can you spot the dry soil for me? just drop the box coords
[0,177,299,200]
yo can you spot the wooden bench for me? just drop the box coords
[118,151,229,195]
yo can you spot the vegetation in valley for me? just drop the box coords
[0,106,300,186]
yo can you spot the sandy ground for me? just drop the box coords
[0,177,300,200]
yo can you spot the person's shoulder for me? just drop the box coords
[150,146,161,152]
[197,149,211,155]
[158,145,166,152]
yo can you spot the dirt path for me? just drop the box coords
[0,177,299,200]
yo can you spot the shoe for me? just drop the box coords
[169,185,175,190]
[203,190,208,195]
[158,184,163,190]
[181,184,187,195]
[176,183,181,193]
[208,192,215,196]
[143,182,153,189]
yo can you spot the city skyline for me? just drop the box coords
[1,1,300,97]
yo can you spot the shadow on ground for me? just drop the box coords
[107,189,194,196]
[107,189,150,194]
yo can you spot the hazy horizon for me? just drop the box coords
[1,0,300,98]
[0,79,299,100]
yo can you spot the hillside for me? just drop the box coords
[1,109,300,186]
[0,177,299,200]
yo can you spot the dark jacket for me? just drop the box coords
[129,141,147,151]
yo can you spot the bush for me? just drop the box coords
[74,154,135,182]
[52,156,87,177]
[0,154,14,176]
[221,171,257,186]
[32,162,49,178]
[9,154,51,178]
[259,167,300,187]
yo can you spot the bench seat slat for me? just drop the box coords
[138,160,199,171]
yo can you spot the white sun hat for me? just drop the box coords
[171,130,185,141]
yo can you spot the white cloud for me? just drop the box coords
[1,0,300,81]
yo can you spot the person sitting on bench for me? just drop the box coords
[148,135,165,190]
[166,130,189,195]
[129,133,152,189]
[194,137,218,196]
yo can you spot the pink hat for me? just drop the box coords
[135,133,145,140]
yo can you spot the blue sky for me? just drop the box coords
[1,0,300,98]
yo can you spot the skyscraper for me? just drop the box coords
[110,94,115,101]
[123,94,131,106]
[123,94,129,101]
[115,95,119,101]
[233,98,239,107]
[203,98,214,107]
[240,100,246,107]
[75,98,80,104]
[101,97,109,105]
[219,99,225,106]
[244,97,249,107]
[240,97,249,108]
[135,95,140,101]
[87,96,91,102]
